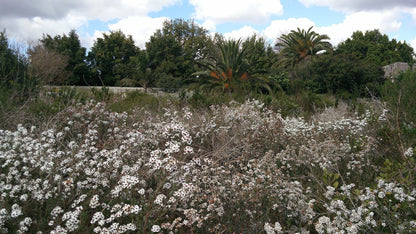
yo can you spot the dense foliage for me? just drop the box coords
[275,26,332,68]
[41,30,90,85]
[88,30,139,86]
[336,29,415,66]
[293,54,385,98]
[3,20,414,98]
[0,31,36,107]
[145,19,213,91]
[195,36,275,94]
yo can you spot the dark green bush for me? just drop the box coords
[291,54,385,99]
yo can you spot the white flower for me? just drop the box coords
[154,194,166,205]
[378,191,386,199]
[264,221,282,234]
[89,195,100,208]
[404,147,413,157]
[138,188,145,195]
[163,182,172,190]
[11,204,23,218]
[325,186,335,199]
[91,212,105,224]
[19,194,28,201]
[151,225,161,233]
[184,146,194,155]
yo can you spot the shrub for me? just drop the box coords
[90,86,112,102]
[2,96,413,233]
[375,70,416,193]
[291,54,385,99]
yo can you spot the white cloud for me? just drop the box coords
[80,30,102,50]
[262,10,405,48]
[223,26,259,40]
[405,8,416,23]
[201,20,216,32]
[298,0,416,12]
[189,0,283,24]
[0,0,81,19]
[263,18,316,43]
[315,10,402,46]
[411,36,416,52]
[0,14,88,43]
[76,0,180,21]
[1,0,179,46]
[296,1,416,49]
[107,16,167,49]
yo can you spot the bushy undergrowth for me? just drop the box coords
[0,88,415,233]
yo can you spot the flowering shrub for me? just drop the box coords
[0,98,415,233]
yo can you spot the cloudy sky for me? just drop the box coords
[1,0,416,51]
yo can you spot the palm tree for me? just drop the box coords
[195,37,268,93]
[275,26,332,68]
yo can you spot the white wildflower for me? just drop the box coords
[91,212,105,224]
[11,204,23,218]
[151,224,161,233]
[404,147,413,157]
[89,195,100,208]
[154,194,166,205]
[138,188,145,195]
[264,221,283,234]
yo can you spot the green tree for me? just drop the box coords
[242,35,276,75]
[242,35,277,93]
[0,30,36,105]
[275,26,332,68]
[336,29,415,66]
[0,31,24,83]
[88,30,139,86]
[145,19,213,91]
[306,54,384,98]
[40,30,90,85]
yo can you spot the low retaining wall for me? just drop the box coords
[43,86,175,97]
[383,62,416,78]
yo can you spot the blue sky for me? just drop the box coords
[1,0,415,52]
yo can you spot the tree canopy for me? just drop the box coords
[275,27,332,68]
[336,29,415,66]
[145,19,213,91]
[2,19,416,101]
[195,36,273,93]
[40,30,89,85]
[88,30,139,86]
[0,31,35,103]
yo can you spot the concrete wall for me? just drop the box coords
[383,62,415,78]
[43,86,174,97]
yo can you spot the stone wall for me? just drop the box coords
[383,62,415,78]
